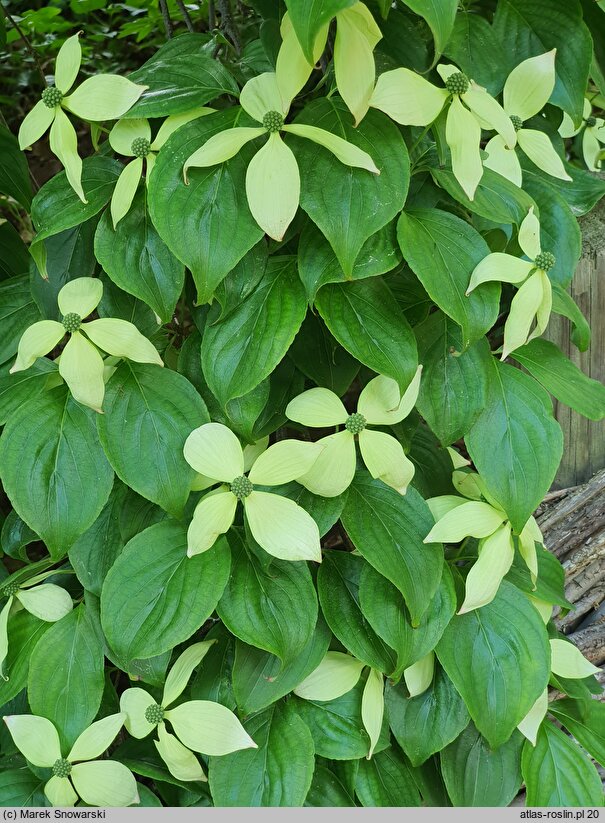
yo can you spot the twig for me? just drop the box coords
[208,0,216,30]
[176,0,195,32]
[158,0,173,39]
[1,6,46,84]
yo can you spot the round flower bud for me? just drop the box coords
[230,475,254,499]
[41,87,63,108]
[345,412,367,435]
[510,115,524,132]
[62,312,82,333]
[534,251,556,272]
[52,758,72,778]
[586,116,597,128]
[1,582,20,598]
[262,111,285,133]
[445,72,470,96]
[144,703,165,725]
[131,137,151,158]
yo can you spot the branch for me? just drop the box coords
[1,6,46,84]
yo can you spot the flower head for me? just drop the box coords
[285,367,422,497]
[10,277,163,412]
[109,108,213,226]
[183,68,379,241]
[183,423,324,561]
[423,468,543,613]
[559,97,605,171]
[18,33,147,202]
[466,207,554,359]
[0,570,73,679]
[120,641,256,782]
[484,51,572,187]
[369,63,516,198]
[3,713,138,807]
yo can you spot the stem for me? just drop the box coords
[159,0,173,39]
[176,0,195,32]
[1,7,46,84]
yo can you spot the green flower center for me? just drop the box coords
[52,758,72,778]
[1,582,19,598]
[586,116,597,128]
[345,412,367,434]
[131,137,151,158]
[230,475,253,499]
[510,115,524,131]
[445,72,469,96]
[262,110,284,133]
[534,251,556,272]
[144,703,165,725]
[62,312,82,333]
[41,86,63,108]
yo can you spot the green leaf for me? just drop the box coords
[0,275,41,366]
[1,510,38,560]
[94,190,184,323]
[493,0,591,126]
[101,520,230,661]
[511,339,605,421]
[431,167,536,226]
[443,12,506,95]
[506,545,571,609]
[69,481,127,596]
[0,612,51,706]
[436,581,550,749]
[355,746,421,806]
[0,222,30,279]
[292,672,390,760]
[28,604,104,750]
[305,764,356,807]
[149,110,264,304]
[522,721,604,806]
[208,701,315,806]
[30,157,122,276]
[342,471,443,626]
[232,617,331,715]
[441,723,524,806]
[317,550,398,674]
[297,220,401,303]
[288,312,360,397]
[315,278,418,392]
[385,669,469,767]
[0,359,56,426]
[415,312,493,445]
[408,424,457,499]
[0,770,45,807]
[359,564,456,678]
[0,388,113,558]
[284,0,355,63]
[520,156,605,217]
[97,362,208,517]
[0,125,32,208]
[465,360,564,532]
[126,54,238,118]
[551,284,591,352]
[217,530,318,665]
[294,100,409,276]
[549,698,605,768]
[397,209,500,349]
[400,0,457,58]
[201,256,307,406]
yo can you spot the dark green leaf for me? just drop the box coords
[431,167,536,226]
[0,612,50,706]
[0,388,113,557]
[288,312,360,397]
[315,278,417,392]
[295,100,409,276]
[342,471,443,626]
[0,275,41,366]
[436,581,550,749]
[28,604,104,749]
[317,550,397,673]
[522,721,604,806]
[415,312,493,445]
[397,209,500,348]
[400,0,457,58]
[551,284,591,351]
[149,110,264,303]
[285,0,355,63]
[305,764,356,806]
[1,510,38,561]
[94,190,184,323]
[201,256,306,405]
[443,12,506,95]
[0,125,32,208]
[97,362,208,517]
[270,481,348,537]
[465,360,563,532]
[0,770,46,807]
[441,723,524,806]
[100,520,230,660]
[208,701,315,806]
[0,222,30,280]
[0,359,56,425]
[506,545,571,609]
[549,698,605,768]
[355,745,421,806]
[385,669,469,767]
